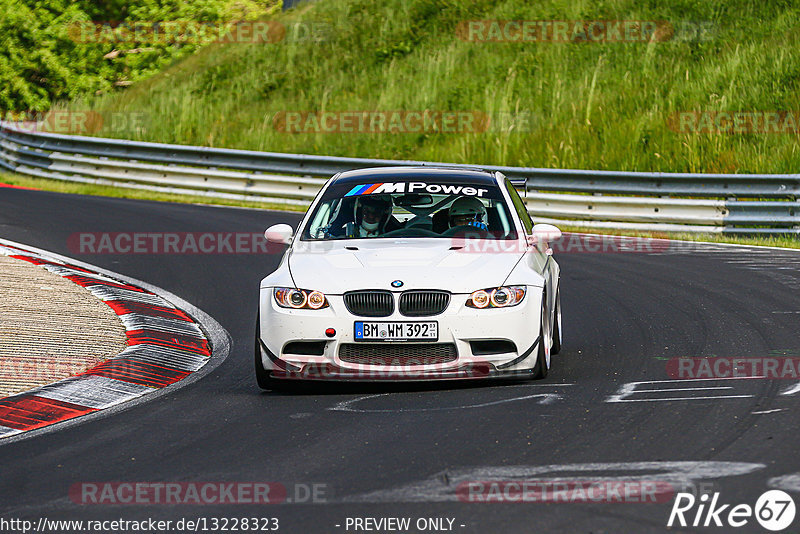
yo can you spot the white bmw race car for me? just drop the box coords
[255,166,562,386]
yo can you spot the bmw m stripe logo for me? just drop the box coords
[391,280,403,288]
[345,183,385,196]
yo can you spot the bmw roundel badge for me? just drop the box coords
[391,280,403,288]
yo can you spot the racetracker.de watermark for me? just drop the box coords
[456,20,714,43]
[69,482,328,505]
[2,111,148,135]
[450,233,672,254]
[669,111,800,134]
[0,357,88,382]
[667,357,800,379]
[66,21,330,44]
[272,362,493,381]
[456,480,675,503]
[67,232,678,255]
[68,232,284,255]
[272,110,538,134]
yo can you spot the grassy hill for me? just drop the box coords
[55,0,800,174]
[0,0,280,113]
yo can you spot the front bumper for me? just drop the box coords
[257,287,543,382]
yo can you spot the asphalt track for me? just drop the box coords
[1,187,799,533]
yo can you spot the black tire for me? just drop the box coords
[532,294,550,379]
[254,312,275,390]
[551,289,562,355]
[532,322,549,379]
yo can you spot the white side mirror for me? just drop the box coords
[264,224,294,245]
[531,224,561,254]
[532,223,562,242]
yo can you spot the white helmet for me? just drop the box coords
[449,197,487,228]
[354,195,392,234]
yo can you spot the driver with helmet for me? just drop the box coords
[347,195,394,237]
[448,197,489,230]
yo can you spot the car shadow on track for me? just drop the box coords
[258,377,549,397]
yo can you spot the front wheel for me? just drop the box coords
[551,289,562,355]
[254,312,276,390]
[532,300,551,379]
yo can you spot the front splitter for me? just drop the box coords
[270,362,536,382]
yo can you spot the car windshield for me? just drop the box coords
[301,178,518,240]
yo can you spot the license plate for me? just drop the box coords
[354,321,438,341]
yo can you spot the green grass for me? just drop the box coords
[0,0,282,113]
[52,0,800,175]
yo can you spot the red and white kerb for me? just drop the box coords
[0,242,211,438]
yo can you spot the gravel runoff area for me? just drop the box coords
[0,254,127,397]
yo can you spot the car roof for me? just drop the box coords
[331,166,498,185]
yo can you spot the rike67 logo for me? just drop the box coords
[668,490,796,531]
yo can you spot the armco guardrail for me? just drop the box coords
[1,122,798,234]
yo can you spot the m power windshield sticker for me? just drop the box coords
[345,182,489,197]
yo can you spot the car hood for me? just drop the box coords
[288,239,526,294]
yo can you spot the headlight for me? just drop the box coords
[274,288,330,309]
[466,286,525,308]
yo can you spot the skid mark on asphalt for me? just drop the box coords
[329,384,572,413]
[341,461,765,503]
[330,393,560,413]
[781,382,800,396]
[606,377,766,403]
[769,474,800,493]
